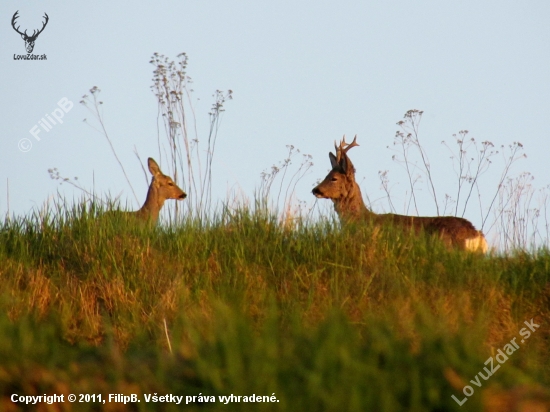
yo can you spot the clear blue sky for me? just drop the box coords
[2,1,549,245]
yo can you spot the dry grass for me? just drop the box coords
[0,206,549,410]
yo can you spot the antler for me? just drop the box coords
[11,11,25,36]
[335,135,359,163]
[11,11,49,40]
[31,13,49,39]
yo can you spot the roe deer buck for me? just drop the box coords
[111,157,186,224]
[312,136,488,252]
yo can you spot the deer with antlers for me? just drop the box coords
[11,11,49,54]
[312,136,488,252]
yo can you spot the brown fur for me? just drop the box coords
[112,158,186,225]
[312,136,488,252]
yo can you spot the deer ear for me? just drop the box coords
[329,152,338,168]
[148,158,161,176]
[340,156,352,174]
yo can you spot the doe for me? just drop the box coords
[114,157,186,224]
[312,136,488,252]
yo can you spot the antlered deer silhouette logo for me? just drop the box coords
[11,11,49,54]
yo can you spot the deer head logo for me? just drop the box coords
[11,11,49,54]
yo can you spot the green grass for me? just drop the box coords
[0,202,549,411]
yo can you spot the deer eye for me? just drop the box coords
[331,177,338,182]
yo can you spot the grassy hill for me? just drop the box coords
[1,203,549,411]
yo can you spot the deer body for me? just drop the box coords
[312,136,488,252]
[113,158,186,225]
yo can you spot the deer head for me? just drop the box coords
[312,135,369,221]
[12,11,49,54]
[135,157,186,224]
[312,135,360,200]
[145,157,187,208]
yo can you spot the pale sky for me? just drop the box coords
[2,1,550,245]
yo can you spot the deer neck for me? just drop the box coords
[136,182,164,223]
[333,182,372,222]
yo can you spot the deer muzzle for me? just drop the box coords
[312,186,326,198]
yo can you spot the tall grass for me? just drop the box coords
[1,201,549,411]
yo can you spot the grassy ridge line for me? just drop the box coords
[0,203,549,411]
